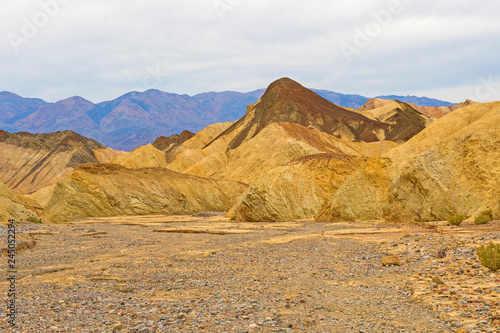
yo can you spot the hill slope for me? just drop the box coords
[205,78,389,150]
[0,181,38,222]
[42,164,247,223]
[0,130,123,194]
[167,78,420,188]
[317,101,500,222]
[230,154,366,221]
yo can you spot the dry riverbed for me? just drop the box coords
[1,215,499,332]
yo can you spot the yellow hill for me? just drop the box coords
[42,163,248,223]
[166,122,233,163]
[230,154,366,221]
[213,122,363,185]
[111,144,168,168]
[0,130,123,194]
[0,181,39,222]
[318,101,500,222]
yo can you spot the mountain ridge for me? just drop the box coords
[0,129,123,194]
[0,86,455,151]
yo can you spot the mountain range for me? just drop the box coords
[0,77,498,225]
[0,88,454,151]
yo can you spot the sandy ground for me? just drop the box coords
[1,215,499,332]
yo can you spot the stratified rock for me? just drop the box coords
[42,163,247,223]
[316,157,393,222]
[0,181,39,222]
[205,78,389,151]
[359,98,476,118]
[214,122,364,185]
[230,154,366,222]
[318,101,500,222]
[0,130,123,194]
[357,100,432,143]
[167,78,418,188]
[152,130,194,152]
[111,144,168,169]
[166,122,233,165]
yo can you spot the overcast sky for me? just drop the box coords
[1,0,500,104]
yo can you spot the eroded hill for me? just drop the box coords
[0,130,123,195]
[318,101,500,222]
[42,164,247,223]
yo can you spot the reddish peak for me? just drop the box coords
[153,130,194,151]
[61,132,86,146]
[179,130,195,139]
[265,77,305,95]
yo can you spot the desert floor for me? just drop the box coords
[1,215,499,332]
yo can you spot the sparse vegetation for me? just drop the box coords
[447,214,464,226]
[27,216,42,223]
[477,242,500,271]
[475,210,493,225]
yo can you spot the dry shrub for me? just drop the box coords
[448,214,464,226]
[475,210,493,225]
[477,242,500,271]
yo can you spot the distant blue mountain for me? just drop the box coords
[375,95,454,107]
[0,86,455,151]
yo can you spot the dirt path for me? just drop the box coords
[1,216,498,332]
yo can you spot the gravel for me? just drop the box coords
[2,218,490,332]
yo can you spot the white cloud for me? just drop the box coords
[0,0,499,103]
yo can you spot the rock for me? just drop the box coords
[381,255,401,266]
[231,154,365,222]
[42,164,247,223]
[0,181,39,222]
[432,276,445,285]
[114,284,134,293]
[111,144,169,169]
[112,323,124,331]
[359,98,474,118]
[437,248,447,258]
[317,157,393,222]
[165,122,233,164]
[465,325,475,332]
[152,130,195,153]
[0,130,123,195]
[168,78,403,192]
[317,101,500,222]
[1,238,37,256]
[16,239,37,251]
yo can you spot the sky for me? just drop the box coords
[1,0,500,104]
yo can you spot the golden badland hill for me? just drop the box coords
[3,78,497,224]
[0,130,123,195]
[0,180,38,221]
[318,101,500,222]
[42,164,247,223]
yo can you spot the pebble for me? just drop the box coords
[5,220,476,332]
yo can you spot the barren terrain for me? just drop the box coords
[2,216,499,332]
